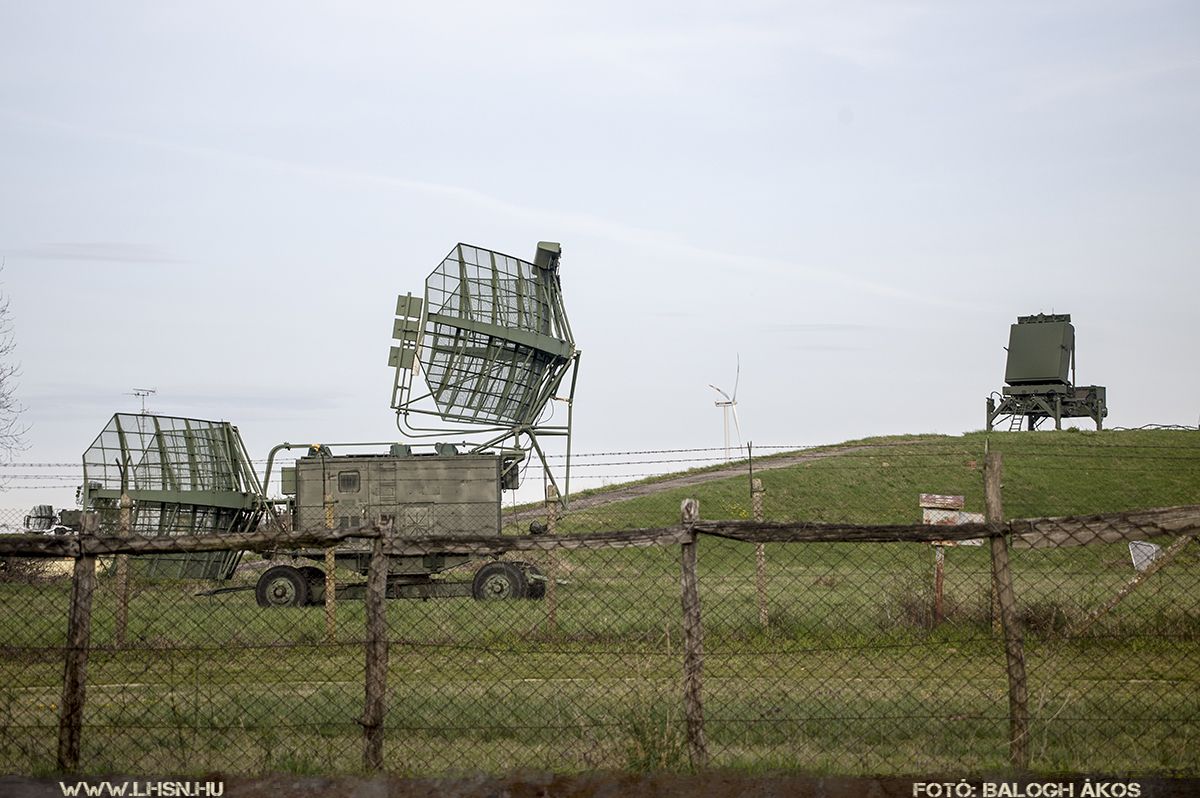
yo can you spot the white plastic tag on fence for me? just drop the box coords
[1129,540,1162,572]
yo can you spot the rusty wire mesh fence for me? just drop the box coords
[379,543,684,772]
[1,546,371,772]
[1004,439,1200,775]
[696,537,1006,773]
[0,431,1197,776]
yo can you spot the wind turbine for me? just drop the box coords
[709,356,741,463]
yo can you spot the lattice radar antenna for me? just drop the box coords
[389,242,581,505]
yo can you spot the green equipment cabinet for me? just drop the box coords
[254,445,544,607]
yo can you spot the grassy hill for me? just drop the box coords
[550,429,1200,533]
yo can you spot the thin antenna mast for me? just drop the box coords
[129,387,157,415]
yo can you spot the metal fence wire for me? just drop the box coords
[0,436,1197,776]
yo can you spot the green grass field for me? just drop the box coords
[2,430,1198,776]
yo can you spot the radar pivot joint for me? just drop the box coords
[534,241,561,270]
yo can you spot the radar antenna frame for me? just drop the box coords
[389,241,581,506]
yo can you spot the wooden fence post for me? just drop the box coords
[324,547,337,642]
[58,512,98,772]
[991,569,1002,635]
[324,498,337,643]
[114,491,131,647]
[545,484,559,536]
[362,524,390,771]
[679,498,708,769]
[933,545,946,626]
[751,478,768,628]
[545,484,559,629]
[985,452,1030,769]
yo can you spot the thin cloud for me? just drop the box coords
[765,322,877,332]
[1014,54,1200,109]
[22,386,343,416]
[786,344,865,351]
[2,107,976,311]
[6,242,182,264]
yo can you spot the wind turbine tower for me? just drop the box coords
[708,356,741,463]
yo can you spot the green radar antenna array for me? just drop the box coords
[389,241,581,506]
[80,413,272,579]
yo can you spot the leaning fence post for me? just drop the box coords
[751,478,769,628]
[323,497,337,643]
[679,498,708,769]
[985,452,1030,769]
[362,522,390,771]
[115,491,132,647]
[324,547,337,642]
[544,484,559,629]
[58,511,98,772]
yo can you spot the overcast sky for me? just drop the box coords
[1,1,1197,511]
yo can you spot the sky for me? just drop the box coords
[0,1,1197,512]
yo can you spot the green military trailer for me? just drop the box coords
[256,442,545,607]
[78,414,549,607]
[74,240,577,607]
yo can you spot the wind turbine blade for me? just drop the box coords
[731,403,742,444]
[708,384,732,402]
[733,354,740,402]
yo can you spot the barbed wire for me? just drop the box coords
[6,446,1196,475]
[3,436,1198,472]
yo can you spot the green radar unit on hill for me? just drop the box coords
[986,313,1107,432]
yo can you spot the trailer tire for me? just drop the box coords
[471,561,528,600]
[256,565,310,608]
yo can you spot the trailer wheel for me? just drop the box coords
[256,565,310,607]
[471,561,528,600]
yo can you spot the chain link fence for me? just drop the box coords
[1,432,1197,776]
